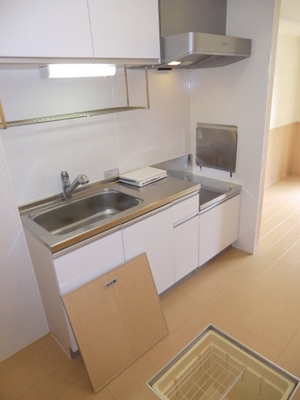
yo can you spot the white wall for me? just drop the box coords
[0,137,48,362]
[270,19,300,129]
[0,68,190,205]
[190,0,278,253]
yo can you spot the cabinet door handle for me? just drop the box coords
[104,278,118,289]
[199,192,240,215]
[173,212,198,228]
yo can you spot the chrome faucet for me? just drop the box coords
[61,171,89,200]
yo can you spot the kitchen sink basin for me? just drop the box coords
[30,190,141,236]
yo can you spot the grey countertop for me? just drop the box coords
[153,155,242,210]
[20,176,200,254]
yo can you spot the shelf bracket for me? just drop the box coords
[0,67,150,130]
[0,100,7,129]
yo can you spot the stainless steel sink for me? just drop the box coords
[30,190,141,236]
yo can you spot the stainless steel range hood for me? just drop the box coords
[156,0,251,69]
[160,32,252,69]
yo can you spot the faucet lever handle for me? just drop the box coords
[61,171,70,192]
[61,171,69,182]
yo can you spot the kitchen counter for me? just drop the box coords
[19,176,200,253]
[153,155,241,210]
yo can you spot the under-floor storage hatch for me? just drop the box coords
[62,253,168,393]
[148,325,299,400]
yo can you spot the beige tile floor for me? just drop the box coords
[2,175,300,399]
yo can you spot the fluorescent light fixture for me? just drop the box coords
[40,64,116,78]
[167,61,182,66]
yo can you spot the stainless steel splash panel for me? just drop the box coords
[196,123,238,175]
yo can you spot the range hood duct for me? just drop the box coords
[160,32,252,69]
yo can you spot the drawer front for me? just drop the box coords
[173,193,199,223]
[53,230,125,295]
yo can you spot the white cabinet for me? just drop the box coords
[53,229,125,354]
[0,0,160,62]
[173,194,199,282]
[53,229,125,295]
[199,194,240,266]
[122,206,174,294]
[26,228,124,356]
[0,0,93,58]
[88,0,160,61]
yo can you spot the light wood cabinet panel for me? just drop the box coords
[63,273,136,387]
[199,194,240,266]
[62,253,168,392]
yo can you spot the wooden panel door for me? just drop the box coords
[62,253,168,392]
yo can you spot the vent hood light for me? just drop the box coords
[161,32,251,69]
[39,64,116,78]
[167,61,182,66]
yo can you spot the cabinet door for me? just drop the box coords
[174,215,199,282]
[199,195,240,266]
[88,0,160,60]
[62,253,168,392]
[0,0,93,58]
[173,193,199,282]
[122,207,174,294]
[54,230,125,295]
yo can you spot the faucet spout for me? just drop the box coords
[61,171,89,200]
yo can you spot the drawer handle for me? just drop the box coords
[173,212,198,228]
[104,278,118,289]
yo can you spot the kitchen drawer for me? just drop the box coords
[53,229,124,295]
[172,192,199,223]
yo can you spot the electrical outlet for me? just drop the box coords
[104,168,119,178]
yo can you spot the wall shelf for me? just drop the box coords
[0,68,149,130]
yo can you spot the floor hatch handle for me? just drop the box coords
[104,278,118,289]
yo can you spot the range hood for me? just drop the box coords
[160,31,252,69]
[155,0,251,69]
